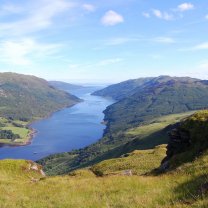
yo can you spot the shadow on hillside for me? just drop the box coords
[173,174,208,205]
[82,127,170,168]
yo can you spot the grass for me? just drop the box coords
[126,111,195,136]
[0,148,207,207]
[90,145,167,176]
[0,117,32,145]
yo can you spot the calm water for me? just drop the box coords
[0,86,114,161]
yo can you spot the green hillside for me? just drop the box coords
[100,76,208,134]
[1,110,208,208]
[0,73,81,145]
[92,77,153,100]
[0,73,81,121]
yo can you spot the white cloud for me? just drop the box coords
[0,0,76,35]
[82,4,96,12]
[0,3,23,15]
[193,42,208,50]
[153,37,175,44]
[152,9,173,20]
[101,10,124,26]
[0,38,62,66]
[205,15,208,20]
[177,3,194,12]
[180,42,208,51]
[142,12,150,18]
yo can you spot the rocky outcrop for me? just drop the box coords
[160,110,208,171]
[28,161,46,177]
[163,126,191,163]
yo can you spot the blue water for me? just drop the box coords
[0,86,114,161]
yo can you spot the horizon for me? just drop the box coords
[0,0,207,82]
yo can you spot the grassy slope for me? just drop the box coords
[39,111,194,175]
[0,147,207,207]
[1,111,208,207]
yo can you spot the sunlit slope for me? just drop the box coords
[1,146,207,207]
[0,72,80,121]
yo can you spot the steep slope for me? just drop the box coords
[102,76,208,134]
[161,110,208,171]
[0,73,81,121]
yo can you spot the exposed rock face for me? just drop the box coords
[164,126,191,162]
[160,110,208,171]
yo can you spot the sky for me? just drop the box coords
[0,0,208,83]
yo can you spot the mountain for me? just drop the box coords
[95,76,208,134]
[92,77,153,100]
[0,73,81,121]
[1,111,208,207]
[49,81,85,91]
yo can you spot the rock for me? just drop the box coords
[28,161,46,177]
[122,170,133,176]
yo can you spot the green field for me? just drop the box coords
[127,111,195,136]
[0,117,32,145]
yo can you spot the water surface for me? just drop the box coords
[0,86,114,160]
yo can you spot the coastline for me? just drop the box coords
[0,101,81,148]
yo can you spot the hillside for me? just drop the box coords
[92,77,153,100]
[0,73,81,145]
[97,76,208,134]
[0,73,81,120]
[1,111,208,207]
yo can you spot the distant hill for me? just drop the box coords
[49,81,85,92]
[94,76,208,134]
[0,73,81,121]
[92,77,153,100]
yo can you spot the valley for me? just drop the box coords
[0,73,208,207]
[0,85,114,160]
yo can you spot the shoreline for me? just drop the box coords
[0,101,81,148]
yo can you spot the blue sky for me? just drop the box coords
[0,0,207,83]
